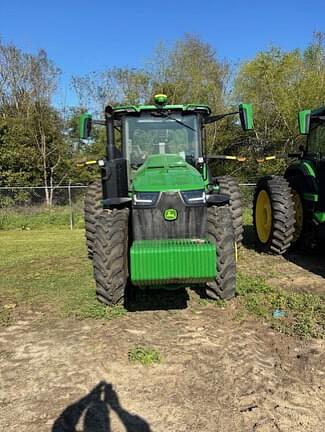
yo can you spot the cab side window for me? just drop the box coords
[308,122,325,155]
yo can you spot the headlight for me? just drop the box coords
[133,192,160,207]
[181,190,206,206]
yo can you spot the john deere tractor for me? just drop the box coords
[80,95,253,305]
[253,106,325,254]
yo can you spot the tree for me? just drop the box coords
[72,67,152,114]
[0,40,68,205]
[232,32,325,180]
[235,32,325,150]
[150,35,229,110]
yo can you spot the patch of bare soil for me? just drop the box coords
[0,295,324,432]
[239,247,325,296]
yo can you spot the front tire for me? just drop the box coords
[84,181,102,259]
[93,208,129,305]
[253,176,295,254]
[216,176,243,247]
[205,206,236,300]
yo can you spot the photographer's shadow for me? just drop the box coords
[52,381,151,432]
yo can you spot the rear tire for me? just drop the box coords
[93,208,129,305]
[205,206,236,300]
[216,176,243,247]
[291,188,304,244]
[84,181,102,259]
[286,175,307,247]
[253,176,295,254]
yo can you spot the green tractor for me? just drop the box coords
[80,95,253,305]
[253,106,325,254]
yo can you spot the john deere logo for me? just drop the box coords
[164,208,177,221]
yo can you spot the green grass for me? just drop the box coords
[75,303,127,320]
[0,206,84,230]
[242,207,252,226]
[237,273,325,338]
[0,228,126,322]
[128,346,161,366]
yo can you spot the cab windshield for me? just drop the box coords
[307,121,325,156]
[123,113,200,166]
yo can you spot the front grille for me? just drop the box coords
[132,191,207,240]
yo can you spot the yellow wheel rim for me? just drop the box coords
[292,189,303,242]
[255,190,272,243]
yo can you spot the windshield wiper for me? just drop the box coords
[151,112,196,132]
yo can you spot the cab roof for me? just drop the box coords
[110,103,211,117]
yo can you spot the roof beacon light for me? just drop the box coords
[154,94,168,106]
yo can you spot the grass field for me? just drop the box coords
[0,228,120,322]
[0,227,324,338]
[0,205,84,230]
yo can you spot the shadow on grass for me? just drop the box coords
[52,381,151,432]
[126,286,189,312]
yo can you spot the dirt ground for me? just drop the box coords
[0,248,324,432]
[240,245,325,296]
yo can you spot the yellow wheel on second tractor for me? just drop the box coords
[255,189,272,244]
[253,176,295,254]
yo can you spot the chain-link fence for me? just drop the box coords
[0,185,88,230]
[0,183,257,230]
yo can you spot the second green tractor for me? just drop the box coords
[253,106,325,253]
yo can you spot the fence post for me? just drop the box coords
[68,181,73,230]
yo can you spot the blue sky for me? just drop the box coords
[1,0,323,106]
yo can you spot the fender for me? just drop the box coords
[285,160,318,199]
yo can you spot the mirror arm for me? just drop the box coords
[204,111,238,124]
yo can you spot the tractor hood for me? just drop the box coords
[132,154,204,192]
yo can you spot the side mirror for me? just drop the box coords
[298,109,311,135]
[239,103,254,131]
[79,113,92,139]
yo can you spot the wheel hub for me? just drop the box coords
[255,190,272,243]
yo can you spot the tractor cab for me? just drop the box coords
[306,113,325,216]
[80,95,253,196]
[293,107,325,219]
[111,98,211,188]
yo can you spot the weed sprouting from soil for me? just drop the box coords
[128,346,161,366]
[198,298,226,308]
[74,303,127,320]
